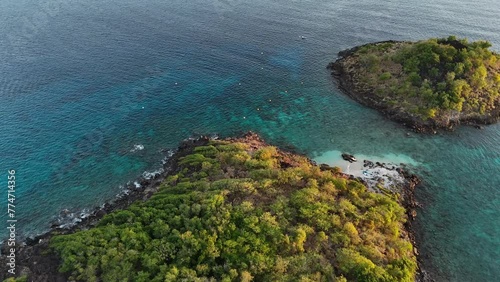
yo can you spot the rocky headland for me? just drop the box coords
[328,37,500,133]
[0,132,423,281]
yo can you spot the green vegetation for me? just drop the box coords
[351,36,500,123]
[51,140,416,281]
[3,276,27,282]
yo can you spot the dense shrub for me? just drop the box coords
[51,141,416,281]
[355,36,500,121]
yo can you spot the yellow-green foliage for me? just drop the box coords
[355,36,500,121]
[51,142,416,281]
[3,276,28,282]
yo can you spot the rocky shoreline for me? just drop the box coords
[328,41,499,133]
[0,135,215,281]
[320,157,426,281]
[0,133,426,281]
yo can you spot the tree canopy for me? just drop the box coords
[51,139,416,281]
[352,36,500,123]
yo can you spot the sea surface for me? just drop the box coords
[0,0,499,280]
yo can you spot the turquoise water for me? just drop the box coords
[0,0,499,280]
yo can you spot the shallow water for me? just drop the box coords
[0,0,499,280]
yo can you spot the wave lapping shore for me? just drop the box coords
[0,135,217,281]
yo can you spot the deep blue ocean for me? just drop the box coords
[0,0,499,280]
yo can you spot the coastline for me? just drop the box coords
[315,152,426,281]
[0,133,425,281]
[328,41,500,133]
[0,135,216,281]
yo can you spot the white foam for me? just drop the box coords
[142,168,164,180]
[79,208,90,219]
[130,144,144,152]
[53,209,83,229]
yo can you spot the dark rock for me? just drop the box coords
[341,153,357,162]
[140,178,151,186]
[95,209,107,218]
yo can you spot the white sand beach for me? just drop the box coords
[314,150,419,192]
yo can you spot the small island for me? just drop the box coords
[328,36,500,132]
[1,133,420,282]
